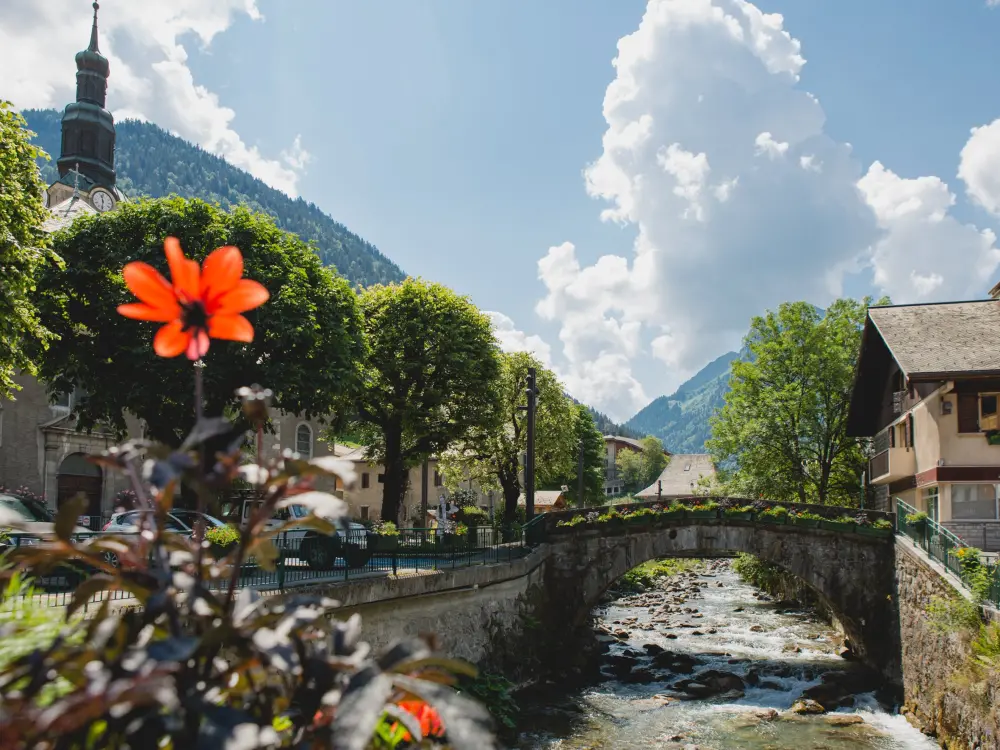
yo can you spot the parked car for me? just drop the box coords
[101,510,229,567]
[0,492,91,587]
[237,499,372,571]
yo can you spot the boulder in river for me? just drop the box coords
[790,699,826,714]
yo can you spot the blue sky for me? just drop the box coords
[4,0,1000,421]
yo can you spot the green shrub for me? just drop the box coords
[834,515,855,524]
[459,672,519,734]
[596,510,623,523]
[619,559,700,593]
[759,506,788,520]
[456,506,489,526]
[927,595,982,633]
[724,504,754,515]
[205,524,239,548]
[689,500,719,511]
[873,518,893,530]
[971,621,1000,668]
[371,520,400,537]
[905,511,929,525]
[793,511,823,521]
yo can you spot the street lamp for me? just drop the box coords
[517,367,538,519]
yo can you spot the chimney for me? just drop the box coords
[990,280,1000,300]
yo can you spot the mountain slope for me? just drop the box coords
[23,109,405,288]
[625,350,739,453]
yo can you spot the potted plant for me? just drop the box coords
[370,520,400,552]
[554,514,588,533]
[819,515,855,533]
[758,506,788,525]
[904,511,929,533]
[855,518,893,538]
[595,509,625,532]
[625,507,656,526]
[788,511,823,529]
[723,504,755,522]
[659,502,686,521]
[687,501,719,520]
[205,524,240,560]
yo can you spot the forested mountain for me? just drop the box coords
[23,109,404,288]
[584,405,641,439]
[624,350,740,453]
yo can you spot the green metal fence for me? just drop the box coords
[895,499,1000,608]
[1,524,531,610]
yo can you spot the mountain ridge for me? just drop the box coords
[23,108,405,289]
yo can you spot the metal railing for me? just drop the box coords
[896,499,1000,608]
[0,524,530,610]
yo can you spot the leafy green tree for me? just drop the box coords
[351,278,501,522]
[36,197,364,442]
[0,101,59,399]
[707,298,887,506]
[543,403,605,506]
[615,436,669,493]
[439,352,577,522]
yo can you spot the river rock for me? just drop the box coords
[643,643,665,655]
[694,669,746,693]
[623,668,657,684]
[824,714,864,726]
[749,624,765,632]
[790,699,826,714]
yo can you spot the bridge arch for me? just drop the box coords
[542,522,900,680]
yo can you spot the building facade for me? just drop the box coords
[847,299,1000,551]
[602,435,671,496]
[637,454,716,500]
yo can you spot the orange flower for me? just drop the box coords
[396,699,445,739]
[117,237,269,360]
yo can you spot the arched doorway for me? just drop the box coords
[57,453,103,523]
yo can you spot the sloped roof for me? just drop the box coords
[517,490,566,506]
[868,301,1000,377]
[604,435,644,450]
[636,454,716,498]
[43,195,96,233]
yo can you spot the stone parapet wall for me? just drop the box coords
[895,540,1000,748]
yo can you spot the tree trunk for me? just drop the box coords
[499,459,521,523]
[380,426,407,523]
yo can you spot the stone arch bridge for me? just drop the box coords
[528,499,900,679]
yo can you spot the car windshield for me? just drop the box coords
[0,494,54,522]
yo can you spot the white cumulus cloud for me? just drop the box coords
[0,0,309,197]
[959,119,1000,217]
[484,311,553,368]
[534,0,998,421]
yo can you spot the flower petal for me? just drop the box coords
[185,330,210,361]
[201,246,244,303]
[211,279,270,315]
[208,313,254,342]
[164,237,201,303]
[153,321,190,358]
[123,262,177,310]
[117,303,180,322]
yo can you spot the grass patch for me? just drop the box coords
[618,558,700,593]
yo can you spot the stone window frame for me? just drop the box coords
[295,422,313,459]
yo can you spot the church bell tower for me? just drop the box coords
[56,2,116,191]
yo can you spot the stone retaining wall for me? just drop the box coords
[895,540,1000,748]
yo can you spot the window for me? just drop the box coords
[957,393,980,433]
[361,473,370,489]
[952,484,999,520]
[295,423,313,458]
[922,487,939,523]
[980,394,999,431]
[52,391,72,411]
[360,506,370,521]
[434,471,443,487]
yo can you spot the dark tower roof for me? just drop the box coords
[57,2,117,189]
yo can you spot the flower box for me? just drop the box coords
[757,513,787,526]
[723,511,754,522]
[659,509,686,521]
[854,525,892,538]
[788,516,820,529]
[687,509,719,520]
[819,520,853,533]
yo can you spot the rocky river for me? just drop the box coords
[516,560,939,750]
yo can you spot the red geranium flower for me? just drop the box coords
[396,699,445,739]
[117,237,269,360]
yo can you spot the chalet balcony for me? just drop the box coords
[869,427,915,484]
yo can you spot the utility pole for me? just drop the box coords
[525,367,538,520]
[658,479,662,503]
[577,437,585,506]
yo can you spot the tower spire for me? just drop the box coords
[89,3,101,53]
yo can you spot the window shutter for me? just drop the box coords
[957,393,979,433]
[907,413,915,448]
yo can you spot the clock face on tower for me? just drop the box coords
[91,189,115,212]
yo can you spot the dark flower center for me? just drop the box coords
[180,300,209,332]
